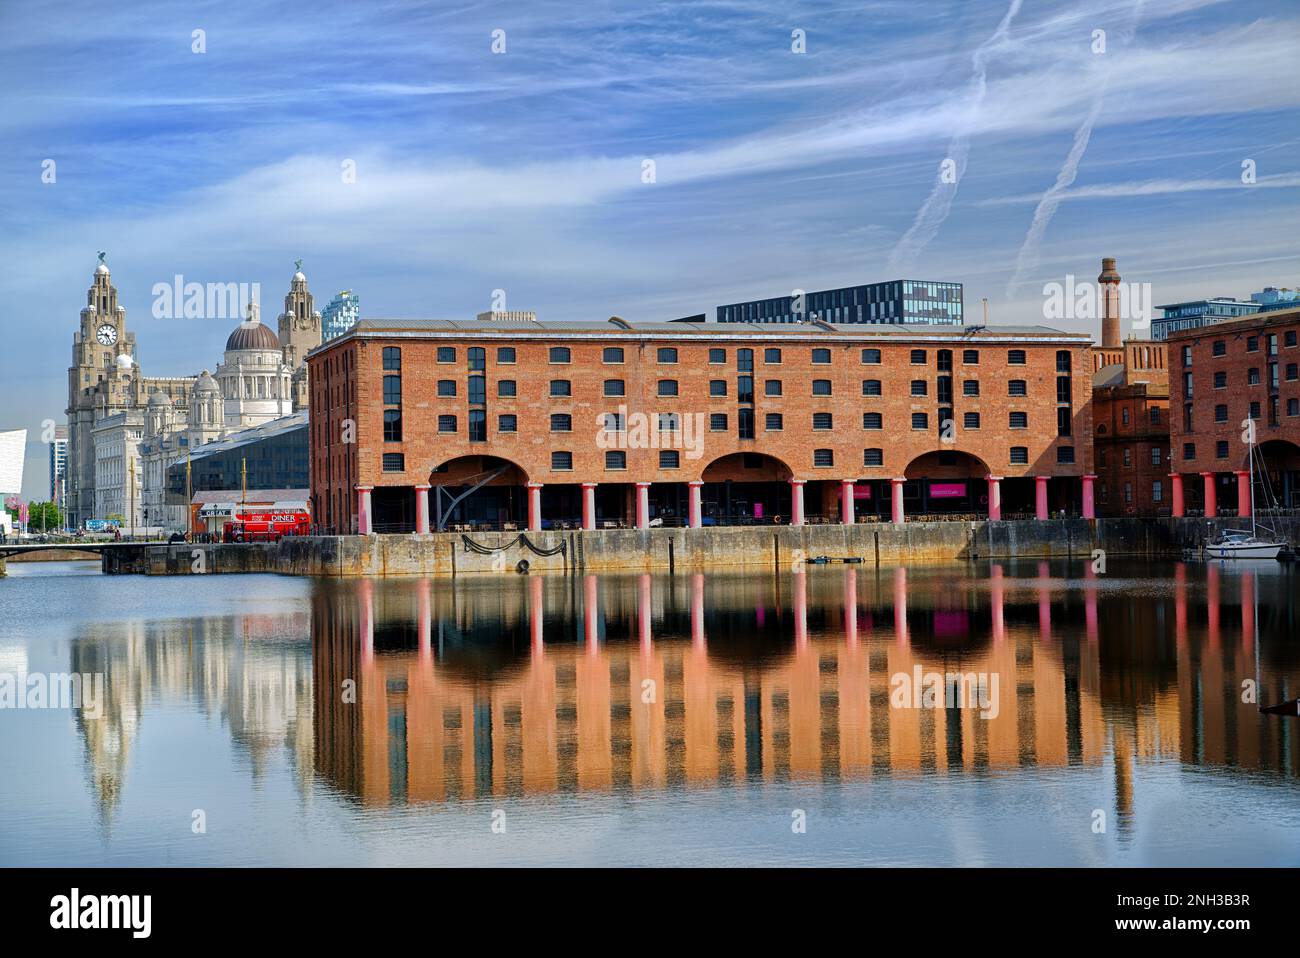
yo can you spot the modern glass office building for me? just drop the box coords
[321,290,361,341]
[717,280,963,325]
[1151,298,1261,340]
[165,412,308,502]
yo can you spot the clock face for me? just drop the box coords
[96,324,118,346]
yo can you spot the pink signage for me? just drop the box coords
[853,486,872,500]
[929,482,967,499]
[753,502,763,519]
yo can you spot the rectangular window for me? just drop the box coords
[1056,351,1071,373]
[811,348,831,365]
[737,376,754,403]
[605,450,625,470]
[1247,336,1259,352]
[1056,376,1071,403]
[437,346,456,363]
[863,412,882,430]
[497,346,516,364]
[710,413,728,431]
[964,411,980,429]
[813,449,834,467]
[1287,363,1298,381]
[602,412,625,431]
[552,451,573,471]
[658,412,679,432]
[1008,380,1027,396]
[658,347,678,363]
[437,414,457,433]
[549,346,571,363]
[813,412,833,430]
[963,349,979,364]
[812,379,832,396]
[1008,349,1026,365]
[382,346,401,370]
[1215,404,1228,422]
[763,380,781,397]
[765,413,783,430]
[1216,440,1229,459]
[1212,340,1226,357]
[1152,480,1163,502]
[1181,345,1192,367]
[550,379,571,397]
[382,453,405,472]
[1288,398,1299,416]
[550,413,572,432]
[1248,368,1260,386]
[383,409,402,442]
[658,379,679,397]
[864,448,883,467]
[498,379,517,397]
[1249,400,1261,419]
[468,375,486,405]
[710,380,728,397]
[498,414,517,432]
[659,450,680,469]
[738,408,755,439]
[468,409,486,442]
[910,380,927,397]
[1214,371,1227,388]
[383,375,402,405]
[603,346,624,363]
[1057,446,1075,464]
[1183,442,1196,460]
[764,348,782,364]
[1010,411,1028,429]
[604,379,625,397]
[911,412,928,430]
[910,349,926,365]
[1057,407,1071,436]
[1150,447,1162,466]
[862,348,881,365]
[709,348,726,364]
[468,347,485,371]
[863,379,882,396]
[737,348,753,372]
[437,379,456,397]
[1010,446,1029,465]
[963,380,979,397]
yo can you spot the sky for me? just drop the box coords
[1,0,1298,501]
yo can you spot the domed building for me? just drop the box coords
[215,302,293,431]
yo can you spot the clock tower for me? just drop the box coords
[66,253,140,527]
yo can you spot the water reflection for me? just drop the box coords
[285,562,1299,811]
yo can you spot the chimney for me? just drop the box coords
[1098,256,1121,347]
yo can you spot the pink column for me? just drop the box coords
[986,475,1002,521]
[526,481,543,532]
[893,566,908,646]
[1170,473,1185,517]
[1235,470,1251,519]
[529,574,544,660]
[794,568,808,653]
[843,565,858,648]
[891,477,905,524]
[687,480,703,529]
[417,577,432,666]
[1201,472,1217,517]
[415,483,430,534]
[356,485,373,535]
[584,574,600,651]
[1082,474,1096,520]
[637,573,652,655]
[581,482,596,531]
[690,573,705,651]
[990,564,1005,644]
[1035,476,1049,520]
[840,479,855,525]
[789,479,806,526]
[635,482,650,529]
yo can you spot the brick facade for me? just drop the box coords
[308,318,1096,533]
[1168,306,1300,515]
[1091,340,1171,516]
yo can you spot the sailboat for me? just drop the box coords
[1205,431,1287,560]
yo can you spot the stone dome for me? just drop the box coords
[147,390,173,407]
[225,320,281,352]
[195,371,219,393]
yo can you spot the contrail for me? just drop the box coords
[1005,0,1146,299]
[887,0,1023,274]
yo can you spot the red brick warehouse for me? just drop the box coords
[307,317,1096,534]
[1168,306,1300,517]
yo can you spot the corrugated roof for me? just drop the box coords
[191,488,308,504]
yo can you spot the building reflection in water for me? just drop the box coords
[306,561,1300,811]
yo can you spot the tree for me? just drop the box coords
[27,501,63,532]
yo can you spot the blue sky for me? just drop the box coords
[2,0,1298,500]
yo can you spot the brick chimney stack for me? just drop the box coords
[1098,256,1121,347]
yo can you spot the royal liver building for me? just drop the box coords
[64,255,321,529]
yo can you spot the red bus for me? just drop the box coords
[223,510,311,543]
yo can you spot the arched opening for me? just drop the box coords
[901,450,995,518]
[699,452,793,524]
[1253,439,1300,510]
[428,455,530,530]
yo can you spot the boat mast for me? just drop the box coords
[1249,431,1257,537]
